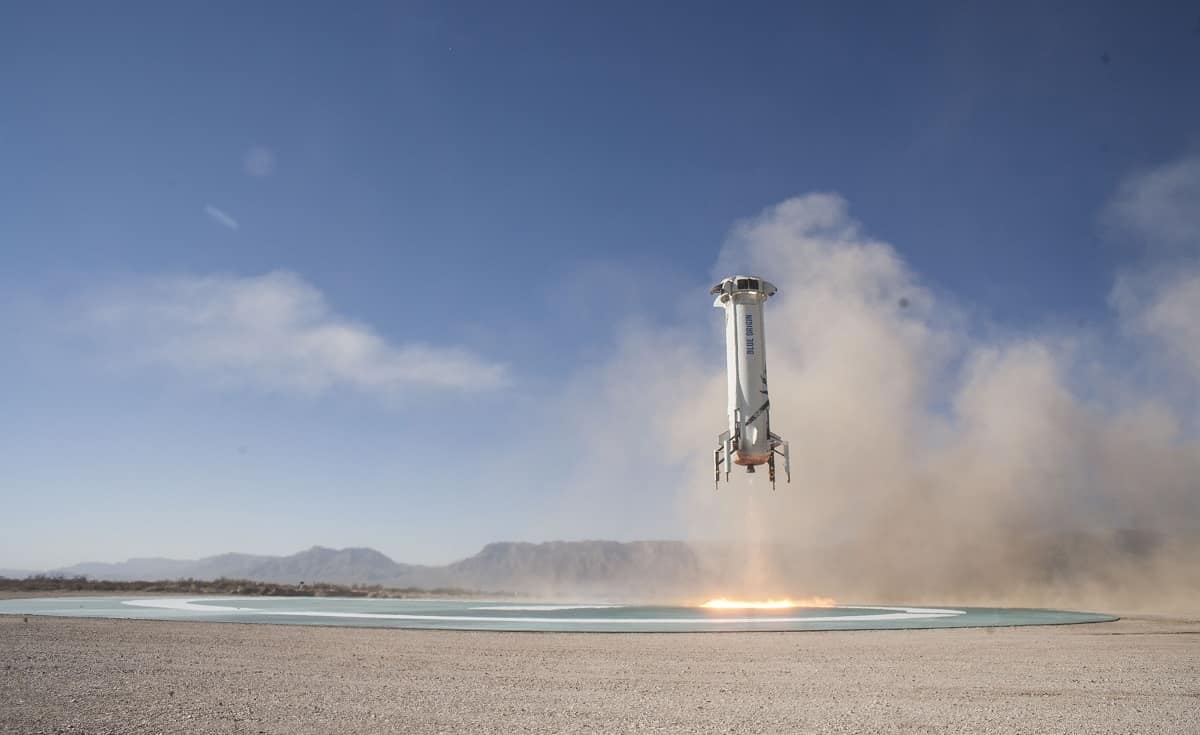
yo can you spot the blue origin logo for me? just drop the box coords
[745,313,755,355]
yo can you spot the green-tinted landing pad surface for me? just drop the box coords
[0,597,1116,632]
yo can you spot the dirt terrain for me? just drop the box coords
[2,612,1198,734]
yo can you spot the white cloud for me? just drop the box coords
[204,204,240,231]
[85,271,506,395]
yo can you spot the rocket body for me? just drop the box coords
[721,282,772,464]
[711,275,790,487]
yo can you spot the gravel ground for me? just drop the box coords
[1,612,1198,734]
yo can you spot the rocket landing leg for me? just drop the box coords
[714,431,731,489]
[769,432,791,488]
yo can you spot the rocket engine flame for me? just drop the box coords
[700,597,836,609]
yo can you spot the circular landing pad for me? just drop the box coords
[0,597,1116,632]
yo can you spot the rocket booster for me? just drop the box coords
[711,275,790,489]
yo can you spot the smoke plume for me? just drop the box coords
[569,156,1200,613]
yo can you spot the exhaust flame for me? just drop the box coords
[700,597,836,609]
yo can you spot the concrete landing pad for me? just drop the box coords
[0,596,1117,632]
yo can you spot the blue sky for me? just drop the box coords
[2,2,1199,569]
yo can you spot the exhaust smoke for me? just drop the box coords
[557,155,1200,613]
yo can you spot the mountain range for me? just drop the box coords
[27,541,710,598]
[7,529,1192,607]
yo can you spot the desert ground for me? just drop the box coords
[2,608,1198,734]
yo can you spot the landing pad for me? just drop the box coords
[0,597,1116,632]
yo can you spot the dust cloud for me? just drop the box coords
[570,156,1200,613]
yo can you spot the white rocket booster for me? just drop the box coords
[711,275,790,489]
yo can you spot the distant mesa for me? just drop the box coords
[22,530,1181,604]
[41,541,709,598]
